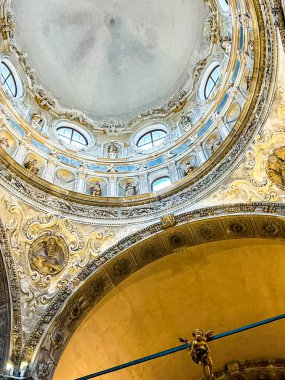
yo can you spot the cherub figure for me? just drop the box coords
[184,163,197,177]
[179,329,215,379]
[210,140,222,154]
[24,159,39,175]
[125,182,137,196]
[0,136,10,150]
[90,182,101,196]
[31,111,44,129]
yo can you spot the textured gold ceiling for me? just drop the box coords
[54,238,285,380]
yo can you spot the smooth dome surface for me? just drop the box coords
[11,0,208,121]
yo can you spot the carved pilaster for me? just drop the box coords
[43,158,58,183]
[108,175,117,197]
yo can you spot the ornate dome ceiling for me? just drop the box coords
[11,0,208,122]
[0,0,278,224]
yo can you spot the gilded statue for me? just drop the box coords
[0,13,15,40]
[108,142,119,158]
[24,159,40,175]
[267,148,285,190]
[125,183,137,196]
[90,182,101,196]
[161,214,176,229]
[220,36,231,54]
[179,329,215,379]
[210,140,222,154]
[30,237,65,276]
[184,163,196,176]
[31,111,44,129]
[0,136,10,150]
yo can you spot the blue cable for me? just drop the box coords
[74,313,285,380]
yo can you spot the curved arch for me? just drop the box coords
[54,238,285,380]
[28,205,285,379]
[0,216,22,375]
[0,235,11,374]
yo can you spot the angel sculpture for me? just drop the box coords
[179,329,215,379]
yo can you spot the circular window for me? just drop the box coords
[152,176,171,192]
[1,61,18,97]
[204,65,221,99]
[137,129,167,151]
[57,126,88,149]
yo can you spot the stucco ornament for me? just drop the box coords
[29,236,67,276]
[161,214,176,229]
[0,12,14,40]
[267,147,285,190]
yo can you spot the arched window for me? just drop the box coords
[152,176,171,192]
[204,65,220,99]
[1,61,17,97]
[217,0,230,12]
[137,129,166,151]
[57,126,88,148]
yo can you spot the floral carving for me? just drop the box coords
[101,119,125,135]
[112,258,131,277]
[89,277,107,298]
[228,220,248,235]
[168,232,186,248]
[261,220,282,237]
[197,223,216,240]
[140,245,156,261]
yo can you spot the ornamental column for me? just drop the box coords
[43,157,58,183]
[168,162,180,182]
[139,173,149,194]
[13,134,30,164]
[76,171,88,194]
[108,175,117,197]
[196,145,207,165]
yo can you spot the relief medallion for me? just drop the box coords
[267,147,285,190]
[29,236,67,276]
